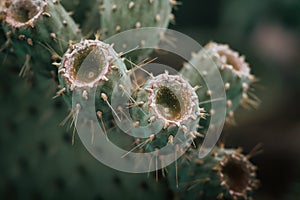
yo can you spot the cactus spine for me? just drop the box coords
[1,0,82,77]
[130,72,203,152]
[0,1,261,200]
[61,0,102,35]
[101,0,173,37]
[180,42,258,127]
[168,146,259,200]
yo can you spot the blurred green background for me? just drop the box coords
[1,0,300,199]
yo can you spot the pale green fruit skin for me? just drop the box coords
[180,42,255,129]
[168,147,259,200]
[1,0,82,77]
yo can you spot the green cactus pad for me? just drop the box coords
[0,64,170,200]
[61,0,102,35]
[101,0,174,62]
[1,0,82,77]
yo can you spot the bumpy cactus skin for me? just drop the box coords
[168,147,259,200]
[130,73,202,152]
[58,39,128,125]
[101,0,172,37]
[61,0,102,35]
[180,42,256,125]
[0,64,170,200]
[101,0,174,62]
[1,0,82,77]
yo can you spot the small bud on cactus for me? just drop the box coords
[1,0,82,77]
[168,146,259,200]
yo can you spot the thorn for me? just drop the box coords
[193,85,200,91]
[155,14,161,22]
[50,33,57,40]
[97,111,108,141]
[42,12,51,17]
[82,90,88,100]
[111,4,117,11]
[53,88,66,99]
[63,20,68,26]
[115,25,121,32]
[148,116,156,123]
[111,65,119,70]
[226,100,232,108]
[242,82,249,91]
[101,93,121,121]
[128,1,135,9]
[53,62,61,68]
[224,83,230,90]
[27,38,33,46]
[206,90,212,97]
[135,22,141,29]
[28,21,35,28]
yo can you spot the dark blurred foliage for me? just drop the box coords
[170,0,300,199]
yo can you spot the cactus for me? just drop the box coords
[61,0,102,35]
[0,1,261,200]
[101,0,173,38]
[58,39,128,110]
[0,64,170,200]
[168,146,259,200]
[1,0,82,78]
[101,0,175,62]
[129,72,203,153]
[180,42,258,127]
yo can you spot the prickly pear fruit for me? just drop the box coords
[1,0,82,78]
[168,146,259,200]
[180,42,258,127]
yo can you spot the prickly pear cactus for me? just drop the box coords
[57,39,129,128]
[168,146,259,200]
[130,72,203,152]
[101,0,173,37]
[101,0,175,62]
[1,0,82,77]
[0,63,171,200]
[0,1,261,200]
[180,42,258,126]
[61,0,102,35]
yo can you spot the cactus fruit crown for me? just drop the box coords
[4,0,47,28]
[60,40,114,89]
[168,147,259,200]
[145,73,200,128]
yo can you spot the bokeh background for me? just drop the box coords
[1,0,300,199]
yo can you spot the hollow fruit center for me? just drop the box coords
[73,47,106,84]
[222,158,249,193]
[10,1,40,23]
[155,86,181,120]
